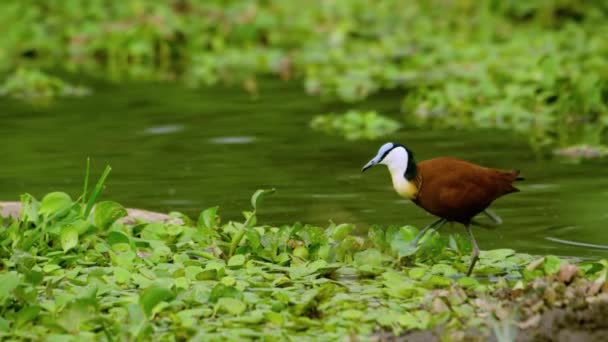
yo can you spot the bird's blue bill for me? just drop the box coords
[361,142,395,172]
[361,159,378,172]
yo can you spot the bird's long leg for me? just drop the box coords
[465,224,480,277]
[411,218,446,247]
[483,209,502,225]
[471,209,503,229]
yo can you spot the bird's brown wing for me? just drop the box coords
[437,178,495,218]
[416,157,518,223]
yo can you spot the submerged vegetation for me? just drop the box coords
[0,167,607,340]
[1,1,608,151]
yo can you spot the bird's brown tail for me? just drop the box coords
[513,169,525,181]
[499,169,524,194]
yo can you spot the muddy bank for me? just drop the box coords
[374,264,608,341]
[511,278,608,342]
[0,201,183,224]
[373,297,608,342]
[520,301,608,342]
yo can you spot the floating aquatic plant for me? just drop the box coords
[0,68,89,102]
[311,110,401,141]
[0,165,607,340]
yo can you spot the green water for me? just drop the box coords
[1,79,607,259]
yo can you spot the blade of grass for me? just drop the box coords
[84,165,112,218]
[82,157,91,208]
[229,210,257,257]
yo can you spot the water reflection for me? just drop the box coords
[143,124,184,135]
[208,136,256,144]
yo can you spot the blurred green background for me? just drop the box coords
[1,0,608,257]
[2,0,608,149]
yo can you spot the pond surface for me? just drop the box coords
[1,79,608,259]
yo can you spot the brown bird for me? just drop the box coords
[362,142,523,276]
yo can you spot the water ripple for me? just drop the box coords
[546,237,608,250]
[208,136,256,144]
[143,124,184,135]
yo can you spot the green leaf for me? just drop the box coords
[114,267,131,284]
[0,272,20,303]
[250,188,276,210]
[42,264,61,273]
[293,246,309,260]
[383,272,424,299]
[208,284,243,303]
[185,266,203,280]
[431,263,458,277]
[457,277,480,289]
[15,305,40,328]
[139,285,175,318]
[449,234,471,255]
[579,262,604,275]
[316,244,333,261]
[389,226,418,257]
[368,225,389,252]
[331,223,354,241]
[408,267,427,280]
[215,297,246,315]
[220,276,236,287]
[354,248,383,268]
[416,230,447,262]
[141,223,166,240]
[544,255,563,275]
[228,254,246,268]
[341,309,364,320]
[245,229,261,250]
[19,193,40,223]
[354,248,384,275]
[65,220,91,236]
[92,201,127,229]
[107,230,132,248]
[0,317,9,332]
[289,260,337,279]
[425,275,452,288]
[39,192,73,217]
[24,270,43,286]
[336,236,363,260]
[480,249,516,261]
[198,206,219,230]
[398,312,425,329]
[60,225,79,252]
[242,211,257,228]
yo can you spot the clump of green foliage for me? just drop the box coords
[1,166,607,340]
[0,68,89,101]
[311,110,401,140]
[553,144,608,159]
[1,1,607,150]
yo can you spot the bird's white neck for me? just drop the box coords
[388,165,418,199]
[381,148,418,199]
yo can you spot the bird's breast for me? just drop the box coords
[391,174,418,200]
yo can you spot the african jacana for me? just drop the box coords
[362,142,523,276]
